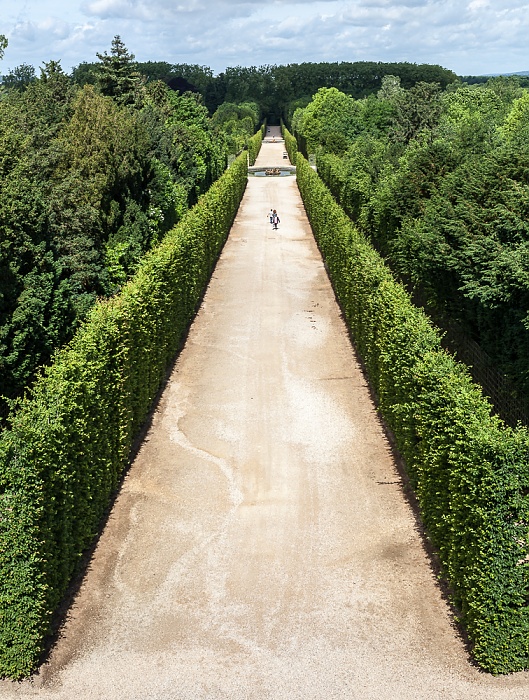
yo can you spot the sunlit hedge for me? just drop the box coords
[295,148,529,675]
[248,123,265,165]
[281,122,298,165]
[0,153,249,679]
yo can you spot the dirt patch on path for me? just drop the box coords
[2,126,529,698]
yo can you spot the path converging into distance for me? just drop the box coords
[3,126,529,699]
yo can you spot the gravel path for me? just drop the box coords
[2,126,529,698]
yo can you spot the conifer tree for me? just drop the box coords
[95,35,141,105]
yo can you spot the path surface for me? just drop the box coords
[3,126,529,698]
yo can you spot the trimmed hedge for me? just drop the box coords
[282,122,298,165]
[248,123,265,166]
[0,152,249,679]
[294,148,529,674]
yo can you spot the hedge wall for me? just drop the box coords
[248,123,265,166]
[294,147,529,674]
[0,152,249,679]
[282,122,298,165]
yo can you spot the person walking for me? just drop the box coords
[272,209,280,230]
[268,208,274,224]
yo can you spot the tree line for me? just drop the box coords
[66,58,457,123]
[291,75,529,406]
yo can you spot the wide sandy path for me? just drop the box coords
[2,126,529,698]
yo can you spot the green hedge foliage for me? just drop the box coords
[282,122,298,164]
[0,153,248,679]
[247,124,265,166]
[294,148,529,675]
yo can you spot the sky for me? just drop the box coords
[1,0,529,78]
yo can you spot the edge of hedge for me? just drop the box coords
[281,121,298,165]
[0,152,249,679]
[292,137,529,675]
[248,123,265,166]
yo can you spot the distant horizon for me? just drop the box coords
[479,69,529,77]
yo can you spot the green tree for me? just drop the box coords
[0,96,63,407]
[3,63,36,91]
[170,63,214,92]
[292,87,362,154]
[52,85,152,292]
[0,41,232,419]
[437,84,506,154]
[211,101,260,154]
[95,35,141,105]
[390,81,443,144]
[499,91,529,147]
[0,34,7,61]
[377,74,403,101]
[307,77,529,395]
[394,144,529,378]
[70,61,98,86]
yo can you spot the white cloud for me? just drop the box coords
[1,0,529,75]
[81,0,136,19]
[468,0,489,10]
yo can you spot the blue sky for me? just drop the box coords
[1,0,528,77]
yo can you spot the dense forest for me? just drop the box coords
[0,36,261,417]
[290,76,529,409]
[67,58,457,122]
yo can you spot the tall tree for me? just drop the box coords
[390,81,443,145]
[95,35,141,105]
[292,87,362,154]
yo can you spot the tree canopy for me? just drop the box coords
[69,57,457,123]
[95,35,142,104]
[299,76,529,399]
[0,38,254,417]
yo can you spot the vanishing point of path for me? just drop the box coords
[3,126,529,699]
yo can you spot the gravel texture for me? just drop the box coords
[2,127,529,698]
